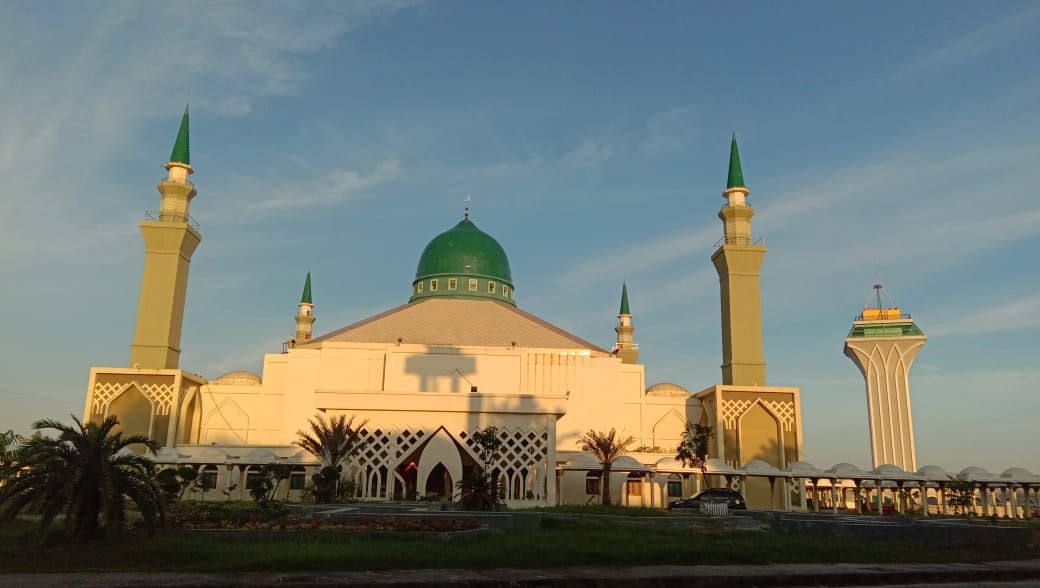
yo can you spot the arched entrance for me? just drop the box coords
[425,463,453,501]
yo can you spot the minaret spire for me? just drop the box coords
[712,133,767,385]
[293,271,316,344]
[727,132,745,189]
[170,105,190,165]
[301,270,313,304]
[129,107,202,369]
[614,282,639,364]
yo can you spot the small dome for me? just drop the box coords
[411,217,515,306]
[215,370,261,385]
[646,382,689,396]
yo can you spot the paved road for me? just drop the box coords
[2,560,1039,586]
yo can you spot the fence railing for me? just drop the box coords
[714,236,764,248]
[144,211,200,229]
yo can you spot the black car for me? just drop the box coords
[668,488,747,510]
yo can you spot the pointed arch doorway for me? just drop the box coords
[425,463,453,500]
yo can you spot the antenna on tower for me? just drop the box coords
[873,263,883,309]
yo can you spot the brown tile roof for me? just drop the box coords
[303,298,610,354]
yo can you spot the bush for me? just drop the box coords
[163,500,289,528]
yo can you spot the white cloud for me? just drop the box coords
[928,293,1040,337]
[254,159,402,209]
[892,4,1040,79]
[565,138,614,168]
[640,106,697,155]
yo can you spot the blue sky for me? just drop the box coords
[1,1,1038,473]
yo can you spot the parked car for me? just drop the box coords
[668,488,747,510]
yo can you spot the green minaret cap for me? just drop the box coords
[619,282,631,315]
[300,271,312,304]
[726,132,745,189]
[169,105,190,165]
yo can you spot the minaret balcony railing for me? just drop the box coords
[714,235,764,248]
[145,211,200,229]
[159,176,194,187]
[611,343,640,353]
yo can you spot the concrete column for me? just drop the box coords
[854,483,863,514]
[546,417,557,506]
[981,487,990,517]
[1024,487,1033,519]
[831,484,839,513]
[920,486,929,517]
[811,479,820,513]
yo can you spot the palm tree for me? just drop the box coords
[295,414,367,500]
[578,428,634,506]
[0,415,164,542]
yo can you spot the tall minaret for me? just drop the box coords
[613,282,639,364]
[129,107,201,369]
[294,271,316,342]
[843,284,926,471]
[711,134,767,386]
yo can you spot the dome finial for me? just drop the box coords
[464,194,471,220]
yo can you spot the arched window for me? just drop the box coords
[200,465,219,490]
[244,466,262,491]
[626,472,642,496]
[289,466,307,491]
[585,472,601,495]
[667,474,683,498]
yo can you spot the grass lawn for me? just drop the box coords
[0,517,1032,573]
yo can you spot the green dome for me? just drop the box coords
[410,217,516,305]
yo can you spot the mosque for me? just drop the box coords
[81,109,805,509]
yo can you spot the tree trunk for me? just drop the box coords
[601,466,612,506]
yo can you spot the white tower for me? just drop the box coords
[843,284,926,471]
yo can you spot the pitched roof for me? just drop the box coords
[303,298,609,354]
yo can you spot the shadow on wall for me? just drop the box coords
[404,348,477,393]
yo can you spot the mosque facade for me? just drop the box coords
[83,110,806,510]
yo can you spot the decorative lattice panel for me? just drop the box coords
[720,399,754,429]
[461,427,548,473]
[763,400,796,432]
[719,398,796,431]
[92,380,175,415]
[356,427,394,468]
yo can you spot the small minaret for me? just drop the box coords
[613,282,639,364]
[843,283,926,471]
[711,133,767,386]
[129,106,202,369]
[294,271,316,343]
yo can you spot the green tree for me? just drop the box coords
[579,428,635,506]
[675,423,714,488]
[157,466,200,502]
[455,426,505,510]
[295,414,367,501]
[946,474,978,516]
[0,415,164,542]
